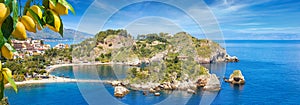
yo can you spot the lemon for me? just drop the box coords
[49,2,68,15]
[0,3,10,24]
[47,10,61,32]
[21,16,36,33]
[26,5,42,19]
[1,45,14,60]
[2,68,12,84]
[26,5,43,30]
[12,21,27,40]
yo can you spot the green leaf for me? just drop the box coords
[23,0,32,15]
[0,30,6,49]
[2,69,18,93]
[4,43,16,53]
[0,31,7,48]
[1,16,13,39]
[28,8,44,28]
[11,0,18,28]
[5,0,12,13]
[49,0,58,6]
[42,0,49,8]
[38,5,46,11]
[43,10,55,27]
[58,0,75,15]
[58,16,63,37]
[0,0,4,3]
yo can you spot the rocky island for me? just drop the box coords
[72,29,239,97]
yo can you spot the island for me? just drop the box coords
[71,29,239,97]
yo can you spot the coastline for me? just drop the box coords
[6,62,113,87]
[46,62,112,72]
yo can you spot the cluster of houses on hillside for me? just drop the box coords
[11,38,69,59]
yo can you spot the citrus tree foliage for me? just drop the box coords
[0,0,75,101]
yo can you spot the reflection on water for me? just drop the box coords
[230,84,245,91]
[52,65,129,80]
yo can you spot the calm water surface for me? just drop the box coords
[5,40,300,105]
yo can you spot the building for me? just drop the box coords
[11,38,51,58]
[53,43,68,49]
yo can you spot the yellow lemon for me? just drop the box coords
[49,2,68,15]
[0,3,10,24]
[47,10,61,32]
[2,68,12,84]
[1,45,14,60]
[26,5,43,30]
[21,16,36,33]
[12,21,27,40]
[26,5,42,19]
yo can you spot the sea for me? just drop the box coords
[5,40,300,105]
[43,40,80,47]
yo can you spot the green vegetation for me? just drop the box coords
[95,52,112,63]
[70,29,225,85]
[44,48,72,64]
[2,47,71,82]
[126,52,210,84]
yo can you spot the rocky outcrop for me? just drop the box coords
[225,70,245,84]
[111,80,121,86]
[154,92,160,96]
[225,55,239,62]
[187,89,196,94]
[203,74,221,91]
[114,86,130,98]
[210,43,227,63]
[150,50,168,62]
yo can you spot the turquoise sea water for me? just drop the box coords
[44,40,79,47]
[5,40,300,105]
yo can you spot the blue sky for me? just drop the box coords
[59,0,300,40]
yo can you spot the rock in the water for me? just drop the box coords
[154,86,161,92]
[111,81,121,86]
[226,70,245,84]
[114,86,130,98]
[149,88,156,93]
[187,89,196,94]
[203,74,221,91]
[225,55,239,62]
[196,78,207,87]
[143,91,147,95]
[154,92,160,96]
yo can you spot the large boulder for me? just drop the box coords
[203,74,221,91]
[114,86,130,98]
[111,81,121,86]
[226,70,245,84]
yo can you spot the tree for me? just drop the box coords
[0,0,75,103]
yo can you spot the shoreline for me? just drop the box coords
[46,62,112,72]
[6,62,114,87]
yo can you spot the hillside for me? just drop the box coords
[71,29,228,64]
[27,28,94,41]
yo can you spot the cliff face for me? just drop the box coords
[71,30,228,64]
[196,40,227,63]
[168,32,227,64]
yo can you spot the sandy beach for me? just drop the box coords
[5,62,112,87]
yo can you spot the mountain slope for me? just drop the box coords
[27,28,94,41]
